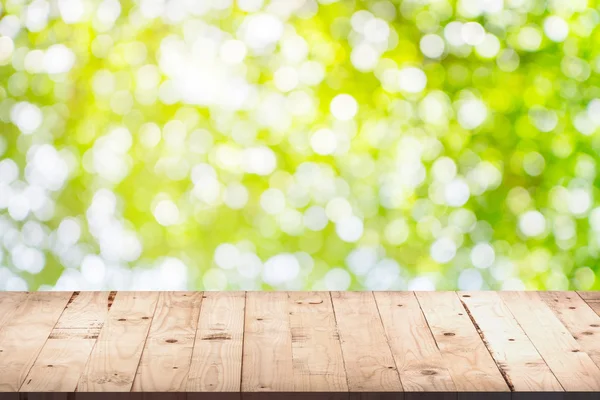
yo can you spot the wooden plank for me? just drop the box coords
[330,291,402,392]
[541,292,600,370]
[374,292,456,392]
[500,291,600,391]
[0,292,27,329]
[460,291,563,392]
[582,302,600,317]
[76,292,159,392]
[242,292,293,392]
[4,290,600,397]
[132,292,203,392]
[415,292,508,392]
[0,291,72,392]
[577,292,600,301]
[579,291,600,317]
[0,293,26,396]
[187,292,245,392]
[52,291,112,334]
[288,292,347,391]
[20,292,111,392]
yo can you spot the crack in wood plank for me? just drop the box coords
[460,298,515,392]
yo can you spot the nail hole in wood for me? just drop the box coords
[582,331,594,336]
[509,339,515,342]
[591,324,599,328]
[443,332,455,336]
[462,295,470,298]
[421,370,437,376]
[569,307,576,310]
[118,318,126,321]
[166,339,178,343]
[142,317,149,320]
[572,349,580,353]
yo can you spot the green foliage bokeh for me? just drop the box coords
[1,0,600,291]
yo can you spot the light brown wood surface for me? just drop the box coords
[21,292,111,392]
[288,292,347,391]
[242,291,293,392]
[0,291,599,394]
[77,292,159,392]
[374,291,455,392]
[500,291,600,391]
[187,291,244,392]
[579,291,600,317]
[460,291,562,391]
[540,292,600,370]
[0,291,73,392]
[415,291,509,392]
[133,292,203,392]
[331,291,403,392]
[0,292,27,330]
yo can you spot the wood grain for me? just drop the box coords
[288,292,347,392]
[132,292,203,392]
[0,291,72,392]
[77,292,159,392]
[21,292,111,392]
[541,292,600,370]
[577,292,600,301]
[579,291,600,316]
[460,291,562,391]
[0,292,27,329]
[3,291,600,395]
[242,292,293,392]
[415,292,509,392]
[331,291,403,392]
[187,291,245,392]
[374,292,455,392]
[500,291,600,391]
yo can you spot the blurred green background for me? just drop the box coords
[0,0,599,291]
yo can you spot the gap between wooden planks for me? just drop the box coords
[1,291,600,395]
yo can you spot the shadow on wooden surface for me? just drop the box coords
[1,393,599,400]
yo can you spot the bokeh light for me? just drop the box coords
[0,0,599,291]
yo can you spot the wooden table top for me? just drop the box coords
[1,291,600,397]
